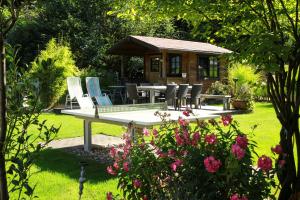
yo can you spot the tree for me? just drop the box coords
[7,0,180,70]
[0,1,34,199]
[109,1,300,199]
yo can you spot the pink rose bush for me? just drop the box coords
[106,113,281,200]
[204,156,222,173]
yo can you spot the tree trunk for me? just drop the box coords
[0,34,9,200]
[267,60,300,200]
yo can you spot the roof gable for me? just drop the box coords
[108,35,232,55]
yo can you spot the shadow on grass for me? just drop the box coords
[34,148,113,184]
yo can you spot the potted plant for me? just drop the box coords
[231,83,254,111]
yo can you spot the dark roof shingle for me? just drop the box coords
[130,35,232,54]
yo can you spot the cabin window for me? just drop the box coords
[150,57,160,72]
[198,56,219,79]
[168,54,182,76]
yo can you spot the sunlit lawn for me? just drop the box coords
[25,102,283,199]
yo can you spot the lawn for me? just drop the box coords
[23,102,282,199]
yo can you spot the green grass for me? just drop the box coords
[21,102,284,199]
[34,113,124,139]
[234,102,281,157]
[10,149,119,200]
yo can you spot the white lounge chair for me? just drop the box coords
[86,77,112,106]
[65,77,94,109]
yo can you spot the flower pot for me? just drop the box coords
[231,99,249,110]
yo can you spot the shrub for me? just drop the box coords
[228,63,261,89]
[80,67,116,93]
[206,81,230,95]
[106,113,282,200]
[29,38,79,108]
[6,45,58,199]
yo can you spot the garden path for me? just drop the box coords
[48,134,123,149]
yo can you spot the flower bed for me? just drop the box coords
[106,112,284,200]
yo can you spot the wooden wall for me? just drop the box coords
[144,51,228,92]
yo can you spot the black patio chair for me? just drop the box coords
[165,84,177,108]
[126,83,146,104]
[176,84,189,110]
[188,84,203,109]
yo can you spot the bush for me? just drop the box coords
[29,38,79,108]
[253,81,269,101]
[206,81,230,95]
[6,45,58,199]
[106,113,283,200]
[228,63,261,89]
[80,67,116,93]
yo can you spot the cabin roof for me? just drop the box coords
[108,35,232,56]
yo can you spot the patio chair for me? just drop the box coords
[163,84,177,108]
[126,83,146,104]
[188,84,203,109]
[86,77,112,106]
[176,84,189,110]
[66,77,94,109]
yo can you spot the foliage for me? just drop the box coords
[206,81,230,95]
[106,113,283,200]
[253,81,269,101]
[7,0,180,70]
[29,38,79,108]
[5,45,58,199]
[80,67,116,93]
[233,84,254,111]
[228,64,261,90]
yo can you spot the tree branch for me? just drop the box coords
[244,0,271,30]
[279,0,299,40]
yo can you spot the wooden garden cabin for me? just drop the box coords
[108,36,232,91]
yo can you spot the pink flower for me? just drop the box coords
[204,156,222,173]
[257,155,272,172]
[230,194,239,200]
[183,130,191,144]
[271,144,283,154]
[152,128,158,137]
[180,150,188,156]
[170,159,183,172]
[192,131,200,146]
[168,149,176,158]
[106,192,113,200]
[205,134,217,145]
[123,162,130,172]
[178,117,189,126]
[113,162,119,170]
[133,179,141,188]
[142,195,148,200]
[156,149,167,158]
[235,135,248,149]
[175,133,185,146]
[231,144,245,160]
[278,159,286,168]
[230,194,248,200]
[143,127,150,136]
[107,166,116,175]
[183,110,190,117]
[109,147,117,158]
[221,115,232,126]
